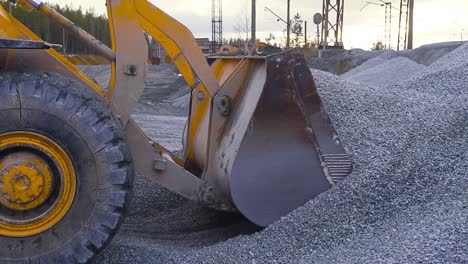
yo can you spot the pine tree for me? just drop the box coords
[0,1,111,55]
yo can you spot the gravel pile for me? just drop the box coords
[309,41,464,76]
[78,64,111,88]
[132,114,187,151]
[94,172,259,264]
[88,42,468,264]
[396,42,468,97]
[399,41,465,66]
[167,46,468,263]
[166,77,191,101]
[340,57,387,78]
[312,48,399,74]
[344,57,426,87]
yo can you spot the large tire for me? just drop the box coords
[0,72,134,263]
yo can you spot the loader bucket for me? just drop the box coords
[208,49,352,227]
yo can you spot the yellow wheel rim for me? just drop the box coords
[0,132,76,237]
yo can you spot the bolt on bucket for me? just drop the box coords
[192,49,352,227]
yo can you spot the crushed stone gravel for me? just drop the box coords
[344,57,426,87]
[309,41,464,76]
[399,41,465,66]
[131,114,186,151]
[395,42,468,97]
[340,57,387,78]
[94,172,259,264]
[167,47,468,264]
[92,42,467,264]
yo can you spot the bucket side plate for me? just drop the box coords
[229,50,351,227]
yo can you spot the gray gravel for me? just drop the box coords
[399,41,466,66]
[344,57,426,87]
[309,48,397,75]
[132,114,186,151]
[91,42,468,263]
[94,173,259,264]
[309,41,465,76]
[169,45,468,264]
[340,57,387,78]
[396,42,468,97]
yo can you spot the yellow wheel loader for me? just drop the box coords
[0,0,352,262]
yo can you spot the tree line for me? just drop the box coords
[0,1,111,55]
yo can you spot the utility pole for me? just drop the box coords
[407,0,414,49]
[397,0,414,50]
[63,29,67,54]
[8,2,12,14]
[251,0,256,45]
[321,0,345,48]
[287,0,291,48]
[397,0,408,51]
[304,21,308,47]
[384,1,392,49]
[211,0,223,53]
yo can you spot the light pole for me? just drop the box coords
[287,0,291,48]
[251,0,256,45]
[407,0,414,49]
[304,21,308,47]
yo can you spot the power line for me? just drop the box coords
[264,5,290,47]
[264,0,292,48]
[251,0,256,45]
[361,1,393,50]
[287,0,291,48]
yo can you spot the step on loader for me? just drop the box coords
[0,0,352,262]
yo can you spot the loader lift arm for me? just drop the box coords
[3,0,220,202]
[0,38,59,49]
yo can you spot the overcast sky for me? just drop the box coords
[45,0,468,49]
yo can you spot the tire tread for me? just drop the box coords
[0,72,134,264]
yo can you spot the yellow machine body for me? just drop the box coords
[0,0,351,228]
